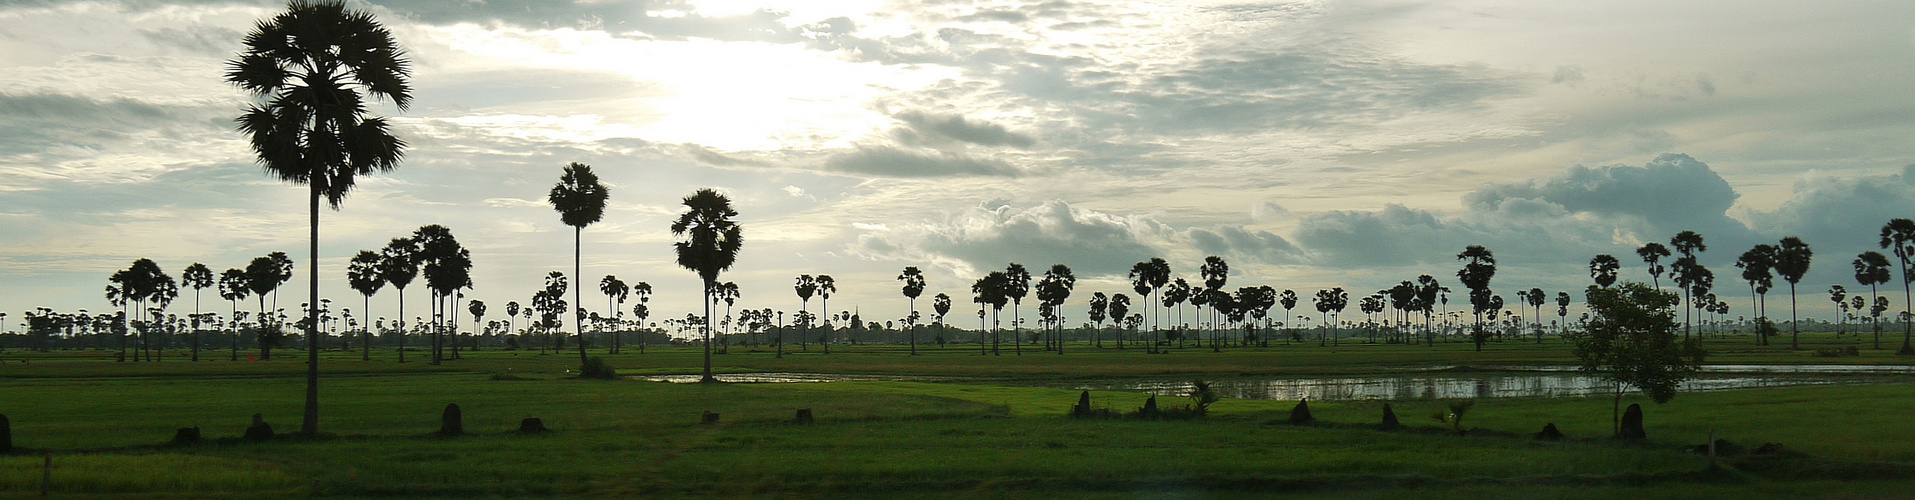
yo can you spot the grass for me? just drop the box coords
[1,335,1912,497]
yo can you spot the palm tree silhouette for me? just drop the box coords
[346,250,384,361]
[1036,264,1075,355]
[1589,254,1621,288]
[973,272,1010,355]
[218,268,250,361]
[1126,262,1153,349]
[817,275,836,353]
[1415,275,1444,346]
[1087,292,1109,348]
[1667,231,1708,340]
[1773,237,1813,349]
[898,267,927,355]
[533,271,568,353]
[1108,293,1131,350]
[1456,245,1497,350]
[793,275,817,353]
[378,238,417,362]
[672,189,743,383]
[504,301,520,348]
[244,255,288,360]
[933,292,952,346]
[1279,290,1298,343]
[716,281,740,353]
[1879,219,1915,353]
[415,225,471,365]
[1636,243,1670,289]
[467,300,486,351]
[229,0,411,435]
[1163,278,1192,347]
[1003,264,1031,355]
[182,263,213,362]
[548,162,609,364]
[1200,256,1228,351]
[631,282,652,353]
[1855,251,1894,350]
[1736,244,1778,346]
[599,275,629,354]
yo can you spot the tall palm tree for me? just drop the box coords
[245,255,287,360]
[1880,219,1915,353]
[346,250,383,361]
[1108,293,1131,350]
[672,189,743,383]
[898,267,927,355]
[229,0,412,436]
[378,237,417,362]
[548,162,609,365]
[716,282,740,352]
[415,225,471,365]
[1087,292,1109,348]
[182,263,214,362]
[505,301,521,346]
[1003,264,1031,355]
[218,268,250,361]
[817,275,836,353]
[793,275,817,354]
[1589,254,1621,288]
[1279,290,1298,343]
[599,275,628,354]
[1036,264,1075,355]
[1200,256,1228,351]
[1163,278,1192,347]
[1856,251,1894,350]
[631,282,652,353]
[933,292,952,347]
[973,272,1010,355]
[1736,245,1778,346]
[1637,243,1670,289]
[1456,245,1497,350]
[1773,236,1813,349]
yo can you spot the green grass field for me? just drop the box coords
[2,334,1912,498]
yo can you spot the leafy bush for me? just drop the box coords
[578,356,617,380]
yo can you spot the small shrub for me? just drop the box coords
[1813,345,1860,358]
[578,356,617,380]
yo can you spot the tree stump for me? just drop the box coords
[518,418,547,433]
[171,427,201,445]
[243,414,273,441]
[1140,395,1160,419]
[439,404,463,436]
[793,408,814,425]
[1072,391,1093,418]
[1288,399,1313,424]
[1619,404,1646,440]
[1379,403,1399,430]
[1534,422,1565,441]
[701,411,720,424]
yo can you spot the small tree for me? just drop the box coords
[1571,282,1705,437]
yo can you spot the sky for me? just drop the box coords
[4,0,1915,331]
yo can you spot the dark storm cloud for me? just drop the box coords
[1188,225,1305,265]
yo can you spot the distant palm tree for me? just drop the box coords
[817,275,836,353]
[229,0,411,435]
[467,300,486,350]
[1087,292,1109,348]
[1456,245,1497,350]
[1589,254,1621,288]
[218,268,250,361]
[1415,275,1444,346]
[1524,287,1546,343]
[1856,251,1893,350]
[1126,262,1153,348]
[1036,264,1075,355]
[1773,237,1813,349]
[548,162,609,365]
[378,238,417,362]
[346,250,384,361]
[1829,285,1848,336]
[415,225,471,365]
[793,275,817,354]
[1636,243,1670,289]
[973,272,1010,354]
[631,282,652,353]
[672,189,743,383]
[599,275,629,354]
[933,292,952,346]
[1279,290,1298,343]
[898,267,927,355]
[1880,218,1915,353]
[245,255,288,360]
[1108,293,1131,350]
[505,301,521,347]
[716,281,740,353]
[1163,278,1192,347]
[1736,244,1778,346]
[1003,264,1031,355]
[1200,256,1228,351]
[182,263,213,361]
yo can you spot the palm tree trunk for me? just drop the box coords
[1013,302,1022,355]
[362,295,371,361]
[397,288,406,363]
[302,183,321,436]
[230,301,239,361]
[909,297,917,356]
[1903,260,1913,353]
[576,227,587,365]
[701,280,715,383]
[1789,282,1799,350]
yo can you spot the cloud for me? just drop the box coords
[851,200,1168,277]
[368,0,800,43]
[1187,225,1305,265]
[823,146,1022,178]
[1463,153,1753,247]
[891,110,1035,149]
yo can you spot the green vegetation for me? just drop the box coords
[2,345,1913,497]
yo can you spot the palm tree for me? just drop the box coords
[245,255,288,360]
[548,162,609,365]
[672,189,743,383]
[973,272,1010,355]
[793,275,817,355]
[1589,254,1620,288]
[1036,264,1075,355]
[1087,292,1109,348]
[218,268,250,361]
[1003,264,1031,355]
[1830,285,1848,336]
[1637,243,1670,289]
[504,301,521,348]
[898,267,927,355]
[346,250,383,361]
[1108,293,1131,350]
[631,282,652,353]
[716,282,740,352]
[1773,236,1813,349]
[1200,256,1228,351]
[1279,290,1298,343]
[933,292,952,347]
[599,275,629,354]
[1415,275,1445,346]
[1736,245,1778,346]
[1163,278,1192,347]
[467,300,486,350]
[1880,219,1915,353]
[1126,262,1153,349]
[182,263,213,361]
[1856,251,1893,350]
[415,225,471,365]
[229,0,411,436]
[817,275,836,353]
[1456,245,1497,350]
[377,237,418,362]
